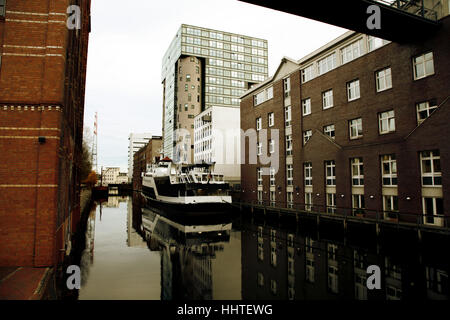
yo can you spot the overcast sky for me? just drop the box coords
[83,0,348,172]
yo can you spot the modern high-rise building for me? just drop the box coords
[127,133,154,181]
[161,24,268,162]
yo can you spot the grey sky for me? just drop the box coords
[83,0,347,172]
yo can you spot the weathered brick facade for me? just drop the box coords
[241,16,450,225]
[0,0,91,267]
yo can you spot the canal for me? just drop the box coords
[75,192,449,300]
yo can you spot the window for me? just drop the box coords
[186,74,191,82]
[0,0,5,17]
[381,155,397,186]
[188,93,192,102]
[270,191,276,206]
[302,98,311,116]
[268,112,274,127]
[303,130,312,145]
[341,39,363,64]
[423,197,444,226]
[284,77,291,97]
[257,142,262,156]
[368,36,384,52]
[287,165,293,186]
[270,167,275,186]
[413,52,434,80]
[185,84,188,91]
[302,65,315,83]
[352,194,365,215]
[270,280,277,295]
[253,86,273,106]
[328,265,339,294]
[287,191,293,208]
[420,150,442,186]
[379,110,395,134]
[322,89,334,109]
[285,106,291,127]
[324,124,335,139]
[256,117,261,131]
[305,192,313,211]
[416,100,438,125]
[269,139,275,154]
[347,79,360,101]
[351,158,364,186]
[184,104,188,111]
[327,193,337,214]
[306,258,315,283]
[318,53,336,75]
[383,195,399,219]
[286,134,292,156]
[349,118,363,139]
[257,168,263,186]
[376,67,392,92]
[304,162,312,186]
[257,273,264,287]
[325,160,336,186]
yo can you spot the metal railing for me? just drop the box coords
[373,0,438,21]
[238,199,450,230]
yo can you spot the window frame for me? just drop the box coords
[376,67,392,92]
[378,110,396,134]
[322,89,334,110]
[413,51,435,80]
[347,79,360,102]
[349,118,363,140]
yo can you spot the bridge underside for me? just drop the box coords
[239,0,441,43]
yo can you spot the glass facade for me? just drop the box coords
[161,24,269,158]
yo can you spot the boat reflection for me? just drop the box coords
[138,203,240,300]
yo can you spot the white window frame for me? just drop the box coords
[325,160,336,186]
[286,134,292,156]
[302,98,311,116]
[301,64,315,83]
[420,150,442,186]
[269,139,275,154]
[287,164,293,186]
[256,117,262,131]
[305,192,313,211]
[422,197,444,226]
[304,162,312,186]
[303,130,312,145]
[413,52,434,80]
[349,118,363,139]
[347,79,360,101]
[322,89,334,109]
[284,77,291,98]
[324,124,335,139]
[352,194,365,214]
[326,193,337,214]
[416,100,438,125]
[376,67,392,92]
[381,154,397,186]
[378,110,396,134]
[318,53,336,75]
[268,112,274,127]
[257,167,263,186]
[270,167,276,186]
[285,105,291,127]
[351,158,364,186]
[341,39,363,64]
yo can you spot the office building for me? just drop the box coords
[128,133,154,181]
[161,24,268,162]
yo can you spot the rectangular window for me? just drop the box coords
[185,84,188,91]
[318,53,336,75]
[325,160,336,186]
[349,118,363,139]
[376,67,392,92]
[0,0,5,17]
[184,104,188,111]
[327,193,337,214]
[381,154,397,186]
[368,36,384,52]
[422,197,444,226]
[304,162,312,186]
[303,130,312,145]
[413,52,434,80]
[254,86,273,106]
[285,106,291,127]
[286,134,292,156]
[302,98,311,116]
[284,77,291,98]
[301,64,315,83]
[416,100,438,125]
[341,39,363,64]
[420,150,442,186]
[305,192,313,211]
[268,112,274,127]
[306,258,315,283]
[287,164,293,186]
[322,89,334,109]
[328,265,339,294]
[186,74,191,82]
[324,124,335,139]
[287,191,293,208]
[270,167,275,186]
[383,195,399,220]
[256,117,262,131]
[347,79,360,101]
[269,139,275,154]
[257,168,263,186]
[352,194,365,215]
[257,142,262,156]
[270,191,276,206]
[351,158,364,186]
[379,110,396,134]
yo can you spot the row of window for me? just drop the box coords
[183,28,266,48]
[258,150,441,189]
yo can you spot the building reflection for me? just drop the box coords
[104,195,128,208]
[241,216,449,300]
[136,200,241,300]
[80,203,97,286]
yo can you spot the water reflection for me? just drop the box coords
[76,192,449,300]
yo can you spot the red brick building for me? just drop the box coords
[0,0,91,267]
[132,136,163,191]
[241,16,450,226]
